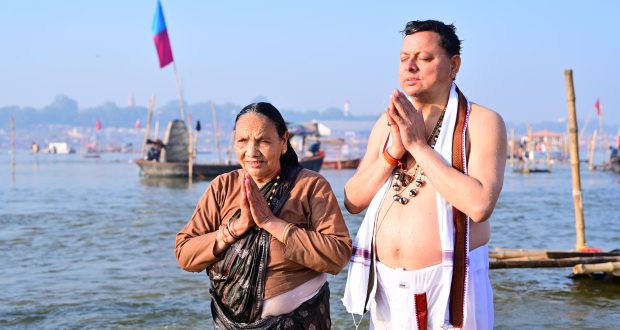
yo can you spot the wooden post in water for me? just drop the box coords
[153,121,160,141]
[187,113,193,182]
[211,101,222,163]
[588,130,597,171]
[525,125,533,174]
[141,95,156,159]
[564,69,586,250]
[226,131,235,165]
[509,128,515,168]
[545,135,551,171]
[597,102,607,165]
[10,115,16,181]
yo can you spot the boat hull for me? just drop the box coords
[135,155,324,179]
[611,156,620,174]
[322,157,361,169]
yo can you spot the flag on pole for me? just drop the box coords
[594,98,601,117]
[95,119,103,131]
[152,0,174,68]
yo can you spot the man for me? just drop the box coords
[342,20,506,329]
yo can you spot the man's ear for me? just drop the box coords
[451,55,461,80]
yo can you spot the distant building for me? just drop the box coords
[47,142,75,154]
[344,100,350,117]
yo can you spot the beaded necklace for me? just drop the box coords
[391,107,446,205]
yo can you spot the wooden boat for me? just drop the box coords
[136,119,323,179]
[322,157,361,170]
[135,155,324,179]
[610,156,620,174]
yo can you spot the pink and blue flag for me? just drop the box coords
[152,0,174,68]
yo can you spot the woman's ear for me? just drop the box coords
[281,131,289,154]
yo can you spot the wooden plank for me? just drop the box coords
[490,256,620,269]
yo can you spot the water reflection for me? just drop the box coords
[139,176,209,189]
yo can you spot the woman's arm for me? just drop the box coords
[175,178,232,272]
[278,176,352,274]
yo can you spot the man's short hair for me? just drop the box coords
[402,20,462,57]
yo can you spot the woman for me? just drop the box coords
[175,102,352,329]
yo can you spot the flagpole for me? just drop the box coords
[598,104,606,165]
[211,101,222,163]
[141,95,156,159]
[172,62,185,120]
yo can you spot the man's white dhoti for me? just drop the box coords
[370,246,493,329]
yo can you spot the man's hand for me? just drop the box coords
[388,89,427,154]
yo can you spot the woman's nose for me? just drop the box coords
[246,141,260,156]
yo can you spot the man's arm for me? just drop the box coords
[344,113,397,214]
[411,104,506,222]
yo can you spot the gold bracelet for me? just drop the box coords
[219,224,229,244]
[281,223,295,244]
[227,219,240,239]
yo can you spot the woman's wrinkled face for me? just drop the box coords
[234,113,287,185]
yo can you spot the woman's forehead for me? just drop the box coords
[235,113,278,135]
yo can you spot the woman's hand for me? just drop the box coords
[243,172,277,228]
[388,89,427,153]
[230,172,255,237]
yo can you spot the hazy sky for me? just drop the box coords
[2,1,619,125]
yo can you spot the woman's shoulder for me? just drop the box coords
[209,169,242,190]
[296,168,333,191]
[297,168,326,182]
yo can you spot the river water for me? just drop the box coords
[1,152,619,329]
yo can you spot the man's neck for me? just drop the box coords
[409,84,452,119]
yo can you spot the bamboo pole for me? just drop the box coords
[573,262,620,276]
[10,115,16,179]
[598,103,607,164]
[509,128,515,168]
[490,248,620,260]
[154,121,160,140]
[141,95,156,159]
[187,113,193,182]
[10,115,15,155]
[172,62,185,120]
[226,131,235,165]
[564,69,586,250]
[545,134,551,171]
[211,101,222,163]
[526,125,533,173]
[588,130,597,170]
[490,249,547,260]
[490,256,620,269]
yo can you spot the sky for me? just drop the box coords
[1,1,619,126]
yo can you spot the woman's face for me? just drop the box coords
[234,113,287,185]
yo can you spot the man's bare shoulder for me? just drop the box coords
[468,103,506,136]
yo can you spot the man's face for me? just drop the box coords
[398,31,457,99]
